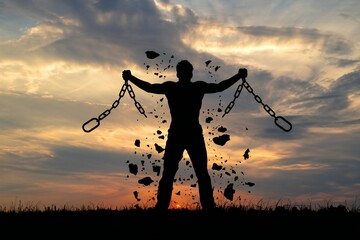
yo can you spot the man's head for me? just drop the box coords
[176,60,193,82]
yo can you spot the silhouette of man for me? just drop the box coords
[122,60,247,210]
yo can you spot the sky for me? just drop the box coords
[1,0,360,210]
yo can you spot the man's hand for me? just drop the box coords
[122,70,132,81]
[238,68,247,79]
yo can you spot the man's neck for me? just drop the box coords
[178,78,191,83]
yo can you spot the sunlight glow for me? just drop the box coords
[308,126,357,134]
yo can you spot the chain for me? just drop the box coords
[126,83,147,118]
[222,78,292,132]
[82,82,147,133]
[222,78,245,118]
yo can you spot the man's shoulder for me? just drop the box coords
[161,81,177,88]
[192,80,208,85]
[163,81,176,85]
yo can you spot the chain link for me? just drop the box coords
[82,82,146,133]
[222,78,244,117]
[126,84,147,118]
[222,78,292,132]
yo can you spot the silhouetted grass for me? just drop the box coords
[1,200,359,237]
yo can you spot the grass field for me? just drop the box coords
[1,200,359,237]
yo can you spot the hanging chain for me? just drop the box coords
[222,78,245,118]
[126,83,147,118]
[222,78,292,132]
[82,82,147,133]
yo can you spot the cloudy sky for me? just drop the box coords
[1,0,359,210]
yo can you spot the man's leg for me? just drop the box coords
[155,134,183,210]
[187,134,215,210]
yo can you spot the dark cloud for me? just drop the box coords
[266,69,359,128]
[44,146,130,174]
[251,153,360,200]
[5,0,200,67]
[335,58,359,67]
[0,145,131,176]
[316,70,360,114]
[0,92,127,130]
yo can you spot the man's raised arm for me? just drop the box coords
[122,70,165,94]
[204,68,247,93]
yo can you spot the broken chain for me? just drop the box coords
[222,78,245,117]
[222,78,292,132]
[126,83,147,118]
[82,82,147,133]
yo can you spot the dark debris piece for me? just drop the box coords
[145,50,160,59]
[134,139,140,147]
[129,163,138,175]
[205,117,213,123]
[133,191,140,201]
[224,183,235,201]
[218,126,227,132]
[213,134,230,146]
[138,177,154,186]
[243,148,250,160]
[245,182,255,187]
[153,165,161,176]
[212,163,222,171]
[154,143,164,153]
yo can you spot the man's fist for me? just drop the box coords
[122,70,132,81]
[238,68,247,78]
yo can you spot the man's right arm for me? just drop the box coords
[122,70,166,94]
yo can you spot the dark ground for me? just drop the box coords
[1,206,360,237]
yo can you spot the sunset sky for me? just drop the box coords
[1,0,360,210]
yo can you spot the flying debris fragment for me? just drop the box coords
[243,148,250,160]
[224,183,235,201]
[245,182,255,187]
[128,163,138,175]
[205,117,213,123]
[133,191,141,201]
[212,163,223,171]
[145,50,160,59]
[153,165,161,176]
[154,143,164,153]
[213,134,230,146]
[218,126,227,132]
[138,176,154,186]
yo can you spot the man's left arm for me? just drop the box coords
[204,68,247,93]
